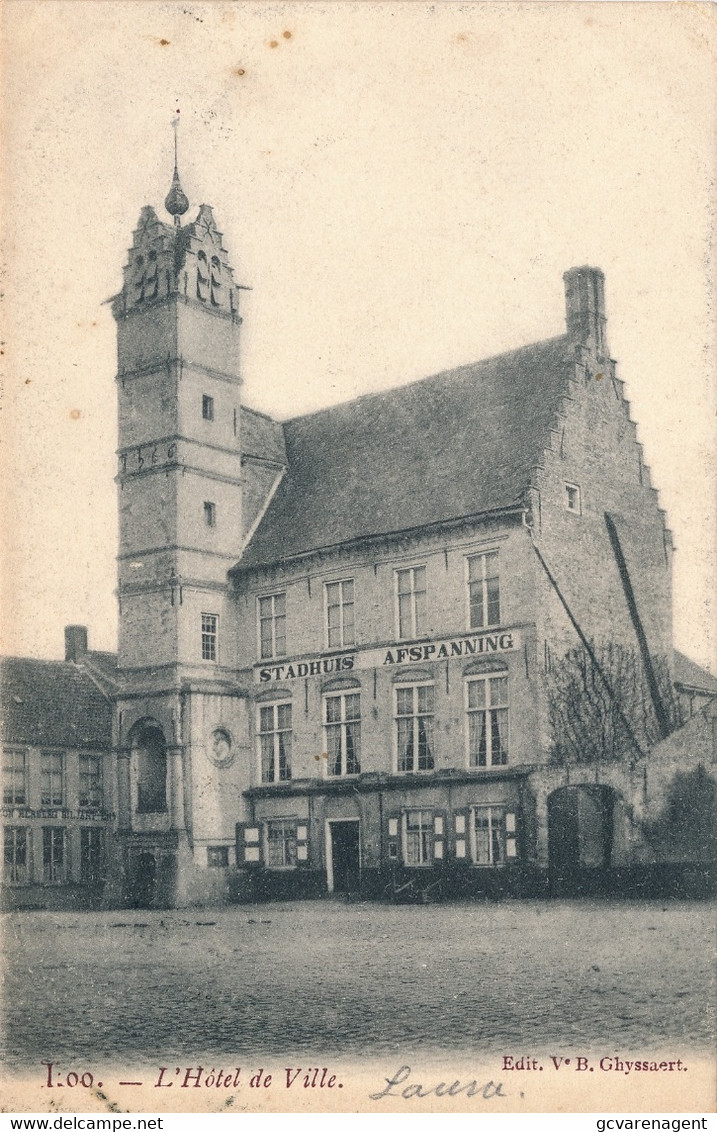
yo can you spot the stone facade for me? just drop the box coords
[2,177,714,909]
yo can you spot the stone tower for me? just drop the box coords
[110,149,251,907]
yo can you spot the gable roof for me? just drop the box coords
[0,656,112,748]
[237,336,575,569]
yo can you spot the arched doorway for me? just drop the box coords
[547,784,616,896]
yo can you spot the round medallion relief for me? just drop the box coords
[208,728,235,768]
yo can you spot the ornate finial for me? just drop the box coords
[165,110,189,226]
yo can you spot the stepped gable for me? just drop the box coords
[237,335,575,568]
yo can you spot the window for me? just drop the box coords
[258,593,286,659]
[258,702,292,782]
[471,806,505,865]
[203,501,216,527]
[207,846,229,868]
[80,828,104,882]
[325,579,355,648]
[403,810,434,866]
[202,394,214,421]
[79,754,103,810]
[565,483,582,514]
[41,751,64,807]
[396,566,426,639]
[201,613,218,662]
[4,827,28,884]
[467,551,500,629]
[466,675,509,767]
[324,692,361,776]
[395,683,435,772]
[43,827,66,884]
[3,749,26,806]
[266,819,297,868]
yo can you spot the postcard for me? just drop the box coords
[1,0,714,1118]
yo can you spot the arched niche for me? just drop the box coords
[128,718,168,814]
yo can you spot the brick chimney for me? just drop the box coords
[64,624,88,662]
[563,266,607,357]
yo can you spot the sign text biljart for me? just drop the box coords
[256,630,519,683]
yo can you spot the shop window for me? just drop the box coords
[258,593,286,660]
[395,683,435,772]
[41,751,64,807]
[465,674,509,767]
[325,579,355,648]
[207,846,229,868]
[80,828,105,883]
[467,551,500,629]
[3,749,26,806]
[266,819,297,868]
[43,827,66,884]
[79,754,103,810]
[4,826,28,884]
[201,613,218,662]
[324,692,361,776]
[395,565,426,639]
[258,702,292,782]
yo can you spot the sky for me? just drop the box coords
[1,1,715,670]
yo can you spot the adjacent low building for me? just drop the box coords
[2,165,715,908]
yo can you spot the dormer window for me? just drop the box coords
[565,483,582,514]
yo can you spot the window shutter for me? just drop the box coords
[386,811,401,863]
[236,822,263,868]
[453,808,470,863]
[505,811,518,860]
[433,811,445,864]
[296,822,309,867]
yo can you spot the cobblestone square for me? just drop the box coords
[3,898,714,1071]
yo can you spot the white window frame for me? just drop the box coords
[80,827,105,883]
[469,805,506,866]
[3,826,30,884]
[393,681,436,773]
[201,612,219,662]
[257,592,287,660]
[40,750,64,808]
[464,673,509,768]
[265,818,298,869]
[465,550,500,630]
[42,826,67,884]
[565,482,582,514]
[323,691,361,777]
[79,753,103,810]
[324,578,356,649]
[3,748,27,806]
[401,809,434,867]
[395,564,427,640]
[257,701,293,783]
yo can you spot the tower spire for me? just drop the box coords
[165,111,189,226]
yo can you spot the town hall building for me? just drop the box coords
[2,161,715,908]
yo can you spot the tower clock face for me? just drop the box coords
[208,728,235,768]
